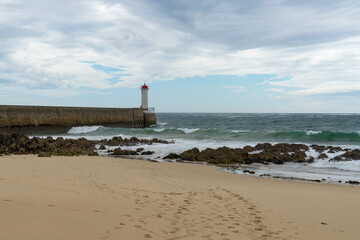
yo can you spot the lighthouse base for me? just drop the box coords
[144,111,157,127]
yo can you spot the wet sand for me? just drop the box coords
[0,155,359,240]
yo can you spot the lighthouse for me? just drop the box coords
[141,83,149,110]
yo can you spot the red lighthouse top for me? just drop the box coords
[141,83,149,90]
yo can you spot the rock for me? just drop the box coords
[318,153,328,160]
[311,145,327,153]
[163,153,181,159]
[307,156,315,163]
[38,152,51,157]
[346,180,360,185]
[243,145,254,153]
[273,160,284,165]
[112,147,123,155]
[243,170,255,174]
[339,149,360,161]
[100,136,173,147]
[330,156,343,161]
[18,147,26,154]
[180,147,200,161]
[254,143,272,150]
[112,147,138,156]
[259,174,271,177]
[291,150,307,162]
[99,144,106,150]
[136,148,144,152]
[141,151,154,155]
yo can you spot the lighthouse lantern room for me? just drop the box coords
[141,83,149,110]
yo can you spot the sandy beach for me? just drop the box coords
[1,155,359,240]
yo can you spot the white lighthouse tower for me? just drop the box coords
[141,83,149,110]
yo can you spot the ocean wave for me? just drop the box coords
[230,130,252,133]
[67,126,101,134]
[177,128,200,134]
[157,122,168,126]
[311,159,360,172]
[305,130,322,135]
[152,128,166,133]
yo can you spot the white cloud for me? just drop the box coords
[0,0,360,100]
[269,88,283,93]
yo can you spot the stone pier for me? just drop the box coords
[0,105,156,134]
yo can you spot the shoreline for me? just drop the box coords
[1,154,360,240]
[111,154,360,186]
[1,133,360,184]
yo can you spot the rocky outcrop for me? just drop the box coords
[164,143,360,165]
[0,133,172,156]
[330,149,360,162]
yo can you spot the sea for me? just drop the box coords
[49,113,360,183]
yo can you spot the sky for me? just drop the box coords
[1,0,360,113]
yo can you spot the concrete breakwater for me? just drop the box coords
[0,105,156,134]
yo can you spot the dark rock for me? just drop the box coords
[99,144,106,150]
[273,160,284,165]
[311,145,327,153]
[112,147,123,155]
[259,174,271,177]
[18,147,26,154]
[307,156,315,163]
[339,149,360,161]
[346,180,360,185]
[141,151,155,155]
[163,153,181,159]
[254,143,272,150]
[291,150,307,162]
[318,153,328,159]
[121,150,138,155]
[180,147,200,161]
[330,156,343,162]
[243,170,255,174]
[38,152,51,157]
[243,145,254,153]
[136,148,144,152]
[100,136,173,147]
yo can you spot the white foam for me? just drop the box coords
[305,130,322,135]
[230,130,251,133]
[311,159,360,172]
[153,128,165,132]
[248,150,263,154]
[157,122,168,126]
[67,126,101,134]
[178,128,199,134]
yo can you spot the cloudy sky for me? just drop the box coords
[1,0,360,112]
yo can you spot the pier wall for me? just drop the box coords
[0,105,156,134]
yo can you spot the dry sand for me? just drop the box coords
[0,155,359,240]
